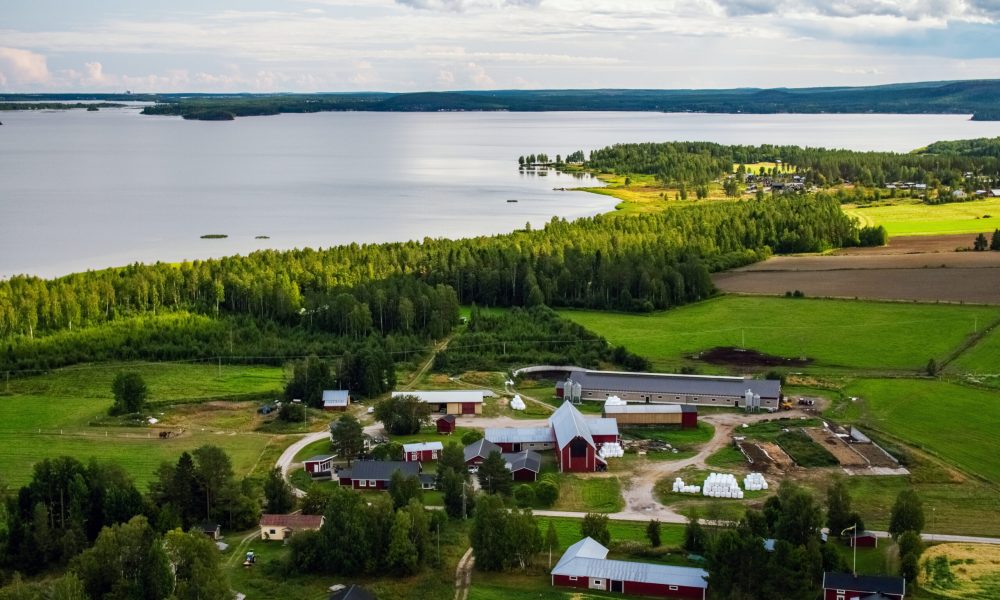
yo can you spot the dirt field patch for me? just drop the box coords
[695,346,812,367]
[835,233,991,255]
[714,262,1000,304]
[737,441,773,471]
[919,543,1000,600]
[804,428,868,467]
[757,441,795,469]
[849,442,899,468]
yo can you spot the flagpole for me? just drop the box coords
[853,522,857,576]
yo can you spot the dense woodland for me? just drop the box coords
[579,141,1000,189]
[6,80,992,119]
[434,305,649,373]
[0,195,857,377]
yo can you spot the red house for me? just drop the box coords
[464,439,502,465]
[436,414,456,434]
[302,455,334,477]
[337,461,420,491]
[403,442,443,463]
[553,537,708,599]
[822,573,905,600]
[502,450,541,481]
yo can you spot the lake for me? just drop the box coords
[3,109,1000,279]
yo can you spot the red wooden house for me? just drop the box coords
[822,573,905,600]
[502,450,541,481]
[464,439,502,466]
[403,441,443,463]
[436,414,456,434]
[846,532,879,548]
[302,455,334,477]
[552,537,708,599]
[337,461,420,491]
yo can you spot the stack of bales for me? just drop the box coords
[743,472,768,491]
[598,442,624,459]
[702,473,744,499]
[671,477,701,494]
[604,395,627,407]
[510,395,526,411]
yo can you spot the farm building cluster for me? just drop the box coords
[485,401,621,472]
[551,369,781,411]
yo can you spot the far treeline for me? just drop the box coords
[6,79,997,120]
[555,139,1000,190]
[0,195,857,374]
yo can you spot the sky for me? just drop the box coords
[2,0,1000,93]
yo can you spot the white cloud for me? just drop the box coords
[0,47,51,86]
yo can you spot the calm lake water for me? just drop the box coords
[3,109,1000,278]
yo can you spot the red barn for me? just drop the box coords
[337,461,420,491]
[551,402,618,473]
[403,442,443,463]
[553,537,708,599]
[484,427,555,453]
[302,455,334,477]
[822,573,905,600]
[436,414,456,434]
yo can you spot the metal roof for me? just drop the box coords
[568,369,781,399]
[343,460,419,481]
[464,439,502,462]
[303,455,334,463]
[603,404,696,414]
[392,390,484,404]
[553,538,708,589]
[322,390,350,406]
[555,537,609,569]
[484,427,554,444]
[502,450,541,473]
[549,401,595,450]
[403,442,443,453]
[823,572,905,596]
[586,418,619,437]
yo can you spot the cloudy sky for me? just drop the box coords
[2,0,999,92]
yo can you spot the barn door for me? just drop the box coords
[610,580,623,593]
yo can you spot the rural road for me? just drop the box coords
[276,422,386,497]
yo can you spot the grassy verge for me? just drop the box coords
[551,475,624,513]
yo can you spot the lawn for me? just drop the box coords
[293,438,334,463]
[840,378,1000,483]
[551,475,624,513]
[0,362,288,487]
[387,425,476,446]
[948,324,1000,387]
[560,297,998,372]
[534,516,684,554]
[843,198,1000,236]
[704,445,748,469]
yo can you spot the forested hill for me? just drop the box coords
[0,197,856,356]
[7,79,998,119]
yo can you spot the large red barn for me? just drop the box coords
[552,537,708,599]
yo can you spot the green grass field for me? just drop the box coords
[560,297,999,372]
[840,378,1000,483]
[843,198,1000,236]
[552,476,624,513]
[0,362,287,487]
[948,324,1000,387]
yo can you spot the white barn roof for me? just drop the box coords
[586,418,619,437]
[549,401,595,450]
[392,390,484,404]
[553,537,708,589]
[567,369,781,399]
[402,442,443,453]
[484,427,554,444]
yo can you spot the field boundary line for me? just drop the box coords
[940,316,1000,371]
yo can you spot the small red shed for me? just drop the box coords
[302,455,334,476]
[847,532,879,548]
[436,414,457,434]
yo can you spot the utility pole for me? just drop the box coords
[218,357,222,378]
